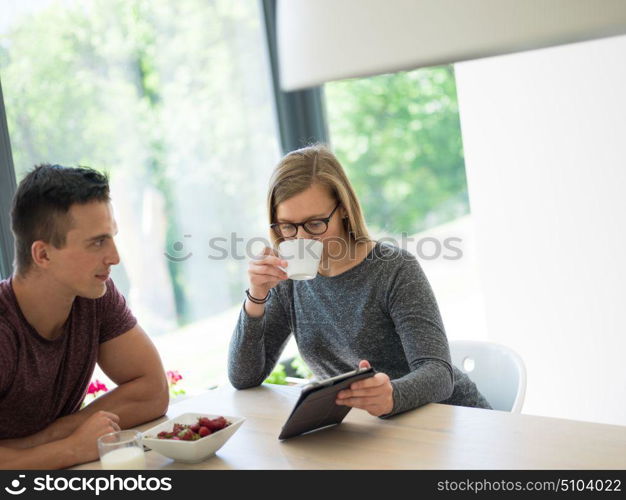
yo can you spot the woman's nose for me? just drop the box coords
[295,225,309,239]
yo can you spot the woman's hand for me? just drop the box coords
[248,246,288,299]
[335,360,394,417]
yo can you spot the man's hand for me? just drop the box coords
[65,411,120,464]
[0,411,120,469]
[335,360,394,417]
[35,412,87,445]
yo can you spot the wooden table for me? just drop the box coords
[75,384,626,470]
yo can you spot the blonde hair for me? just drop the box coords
[267,144,371,247]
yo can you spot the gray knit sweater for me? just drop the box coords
[228,242,491,415]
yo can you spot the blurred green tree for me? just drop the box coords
[0,0,277,326]
[325,66,468,235]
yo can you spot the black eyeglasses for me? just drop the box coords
[271,203,341,238]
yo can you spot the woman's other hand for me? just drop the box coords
[335,360,394,417]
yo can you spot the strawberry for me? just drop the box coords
[178,429,195,441]
[157,416,229,441]
[209,417,228,431]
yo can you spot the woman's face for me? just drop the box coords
[274,184,347,252]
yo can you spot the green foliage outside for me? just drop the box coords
[264,363,287,385]
[0,0,277,329]
[265,356,313,385]
[325,66,469,235]
[290,355,313,379]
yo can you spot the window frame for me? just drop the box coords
[260,0,328,154]
[0,78,16,279]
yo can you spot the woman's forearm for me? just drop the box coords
[387,359,454,416]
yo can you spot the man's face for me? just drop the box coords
[46,201,120,299]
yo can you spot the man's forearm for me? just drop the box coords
[0,374,168,450]
[0,410,121,469]
[0,416,78,450]
[0,439,78,470]
[83,374,169,429]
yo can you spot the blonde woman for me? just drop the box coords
[228,145,490,417]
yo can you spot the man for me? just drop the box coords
[0,165,169,469]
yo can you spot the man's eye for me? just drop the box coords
[93,239,105,247]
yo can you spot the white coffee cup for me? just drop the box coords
[278,238,324,280]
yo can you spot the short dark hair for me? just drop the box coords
[11,164,110,274]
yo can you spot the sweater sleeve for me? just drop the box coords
[227,289,293,389]
[384,254,454,415]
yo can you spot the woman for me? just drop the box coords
[228,145,490,417]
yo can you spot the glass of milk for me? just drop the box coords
[98,430,146,470]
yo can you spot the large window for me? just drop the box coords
[1,1,488,392]
[0,0,282,392]
[325,66,468,235]
[325,67,487,340]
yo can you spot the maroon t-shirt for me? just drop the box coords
[0,277,137,439]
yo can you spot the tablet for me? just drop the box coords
[278,366,375,440]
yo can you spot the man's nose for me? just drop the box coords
[106,240,121,266]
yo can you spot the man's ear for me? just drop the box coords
[31,241,51,269]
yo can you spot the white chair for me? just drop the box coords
[449,340,526,413]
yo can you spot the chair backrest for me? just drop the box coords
[449,340,527,412]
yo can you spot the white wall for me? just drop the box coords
[454,35,626,426]
[410,215,489,343]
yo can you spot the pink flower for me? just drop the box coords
[166,370,183,385]
[87,379,109,396]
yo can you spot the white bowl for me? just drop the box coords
[142,412,245,463]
